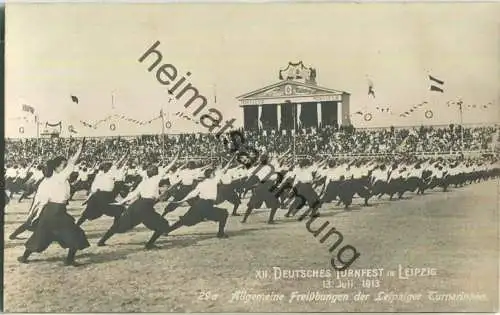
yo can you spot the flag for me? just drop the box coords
[22,104,34,114]
[71,95,79,104]
[430,85,444,93]
[367,78,375,98]
[429,75,444,93]
[368,84,375,98]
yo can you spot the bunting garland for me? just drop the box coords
[46,121,62,128]
[350,111,374,121]
[375,106,391,113]
[447,100,492,111]
[79,113,164,129]
[399,101,428,117]
[80,120,94,128]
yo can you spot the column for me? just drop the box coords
[337,102,343,126]
[317,102,322,128]
[277,104,281,130]
[296,103,302,129]
[258,105,262,130]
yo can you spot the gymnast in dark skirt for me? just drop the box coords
[18,138,90,267]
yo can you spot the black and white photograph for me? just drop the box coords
[3,2,499,313]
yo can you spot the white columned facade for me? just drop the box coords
[317,102,322,127]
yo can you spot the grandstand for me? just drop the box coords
[5,124,498,166]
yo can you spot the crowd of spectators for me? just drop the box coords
[5,124,498,166]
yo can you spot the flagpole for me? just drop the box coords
[458,101,464,153]
[293,103,297,164]
[161,106,165,160]
[35,114,40,155]
[212,85,216,163]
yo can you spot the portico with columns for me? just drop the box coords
[237,61,351,130]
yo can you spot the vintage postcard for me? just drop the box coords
[3,2,499,313]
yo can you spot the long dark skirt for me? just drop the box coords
[290,182,319,209]
[81,191,124,221]
[242,175,260,197]
[179,198,228,227]
[216,183,240,205]
[112,181,129,199]
[114,198,170,233]
[25,202,90,253]
[247,181,280,209]
[320,180,340,203]
[163,182,198,213]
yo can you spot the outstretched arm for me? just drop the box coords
[68,138,85,166]
[159,151,181,177]
[113,185,140,206]
[116,150,129,168]
[61,138,86,179]
[277,148,292,162]
[222,154,237,174]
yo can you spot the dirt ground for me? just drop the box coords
[3,180,499,312]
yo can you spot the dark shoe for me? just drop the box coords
[267,220,277,224]
[231,213,241,216]
[145,244,160,250]
[64,260,82,267]
[9,234,18,240]
[17,256,28,264]
[217,232,229,238]
[97,241,107,247]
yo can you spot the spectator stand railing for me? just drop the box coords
[298,150,494,159]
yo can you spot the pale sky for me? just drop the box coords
[5,2,500,138]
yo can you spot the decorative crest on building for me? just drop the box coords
[278,61,317,85]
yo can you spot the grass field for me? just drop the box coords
[3,180,499,312]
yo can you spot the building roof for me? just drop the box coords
[237,79,350,101]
